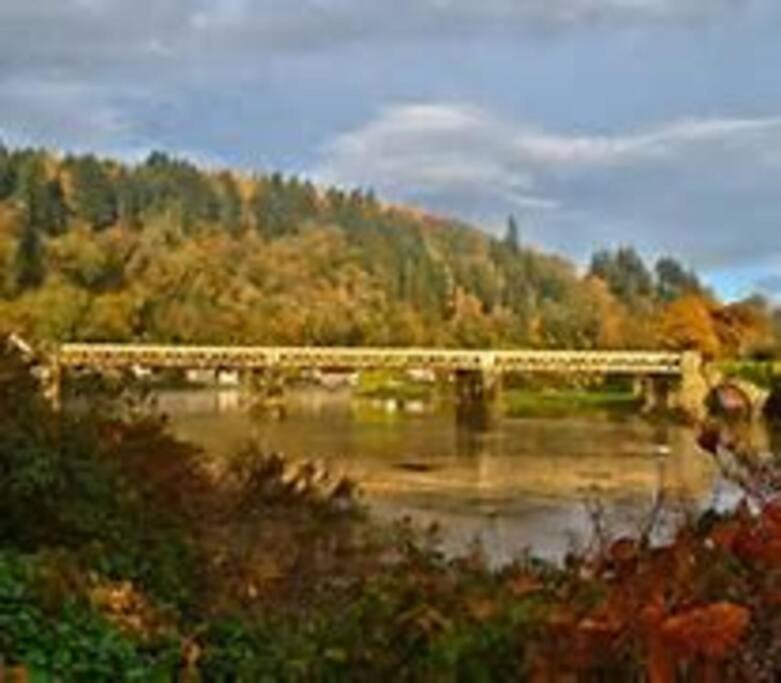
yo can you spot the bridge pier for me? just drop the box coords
[640,376,672,414]
[42,354,62,412]
[454,368,502,427]
[673,351,709,422]
[640,352,709,422]
[245,368,287,417]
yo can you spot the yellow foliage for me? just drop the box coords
[658,295,721,358]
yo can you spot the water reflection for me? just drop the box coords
[156,387,743,563]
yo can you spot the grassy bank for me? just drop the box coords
[718,360,781,389]
[355,369,435,402]
[503,388,642,418]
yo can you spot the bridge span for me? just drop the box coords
[56,344,690,376]
[46,343,708,421]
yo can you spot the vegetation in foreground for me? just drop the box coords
[3,343,781,681]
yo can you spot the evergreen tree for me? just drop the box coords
[589,247,653,304]
[504,214,520,253]
[0,143,15,200]
[655,256,701,302]
[256,173,295,238]
[15,156,67,235]
[41,179,68,236]
[115,171,145,229]
[69,155,118,231]
[217,172,242,235]
[14,218,44,290]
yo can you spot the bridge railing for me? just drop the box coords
[57,344,688,376]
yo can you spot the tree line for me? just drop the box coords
[0,143,777,357]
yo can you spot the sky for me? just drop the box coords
[1,0,780,300]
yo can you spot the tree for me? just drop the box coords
[68,155,118,231]
[504,214,520,253]
[589,247,653,304]
[711,298,773,358]
[0,144,15,200]
[217,172,242,236]
[15,156,67,236]
[138,151,220,234]
[0,142,716,350]
[658,295,721,358]
[655,256,701,302]
[13,220,44,291]
[115,171,146,229]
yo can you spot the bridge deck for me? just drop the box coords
[58,344,687,375]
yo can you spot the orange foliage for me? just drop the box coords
[660,602,750,661]
[658,295,721,358]
[535,497,765,679]
[659,294,774,359]
[712,300,773,357]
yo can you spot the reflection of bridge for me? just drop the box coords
[48,343,708,420]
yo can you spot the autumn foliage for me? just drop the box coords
[659,294,774,359]
[2,144,778,357]
[3,345,781,679]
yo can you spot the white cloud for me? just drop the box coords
[0,77,139,150]
[422,0,737,22]
[317,102,781,190]
[510,116,781,167]
[0,0,742,70]
[315,102,781,270]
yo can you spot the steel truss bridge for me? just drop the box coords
[56,344,693,377]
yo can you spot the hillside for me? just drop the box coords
[0,144,772,353]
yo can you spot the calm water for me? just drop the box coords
[156,387,753,564]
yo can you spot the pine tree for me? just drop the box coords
[15,156,67,236]
[69,155,118,231]
[504,214,520,253]
[14,217,44,290]
[218,172,242,236]
[655,256,701,302]
[0,143,15,200]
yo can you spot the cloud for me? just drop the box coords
[414,0,740,24]
[510,117,781,167]
[180,0,750,59]
[0,77,143,152]
[315,103,781,272]
[756,273,781,297]
[0,0,762,158]
[0,0,750,76]
[191,0,741,33]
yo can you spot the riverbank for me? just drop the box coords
[503,388,642,418]
[2,344,780,680]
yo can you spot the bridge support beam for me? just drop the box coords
[641,376,672,415]
[641,352,708,422]
[673,351,709,422]
[454,368,502,428]
[43,355,62,412]
[245,368,287,418]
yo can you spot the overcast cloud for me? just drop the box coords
[0,0,778,298]
[316,103,781,271]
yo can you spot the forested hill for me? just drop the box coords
[0,144,774,355]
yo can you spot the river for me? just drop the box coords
[155,387,765,564]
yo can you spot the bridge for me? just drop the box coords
[56,344,690,375]
[45,343,707,420]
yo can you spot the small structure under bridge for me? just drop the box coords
[42,343,710,421]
